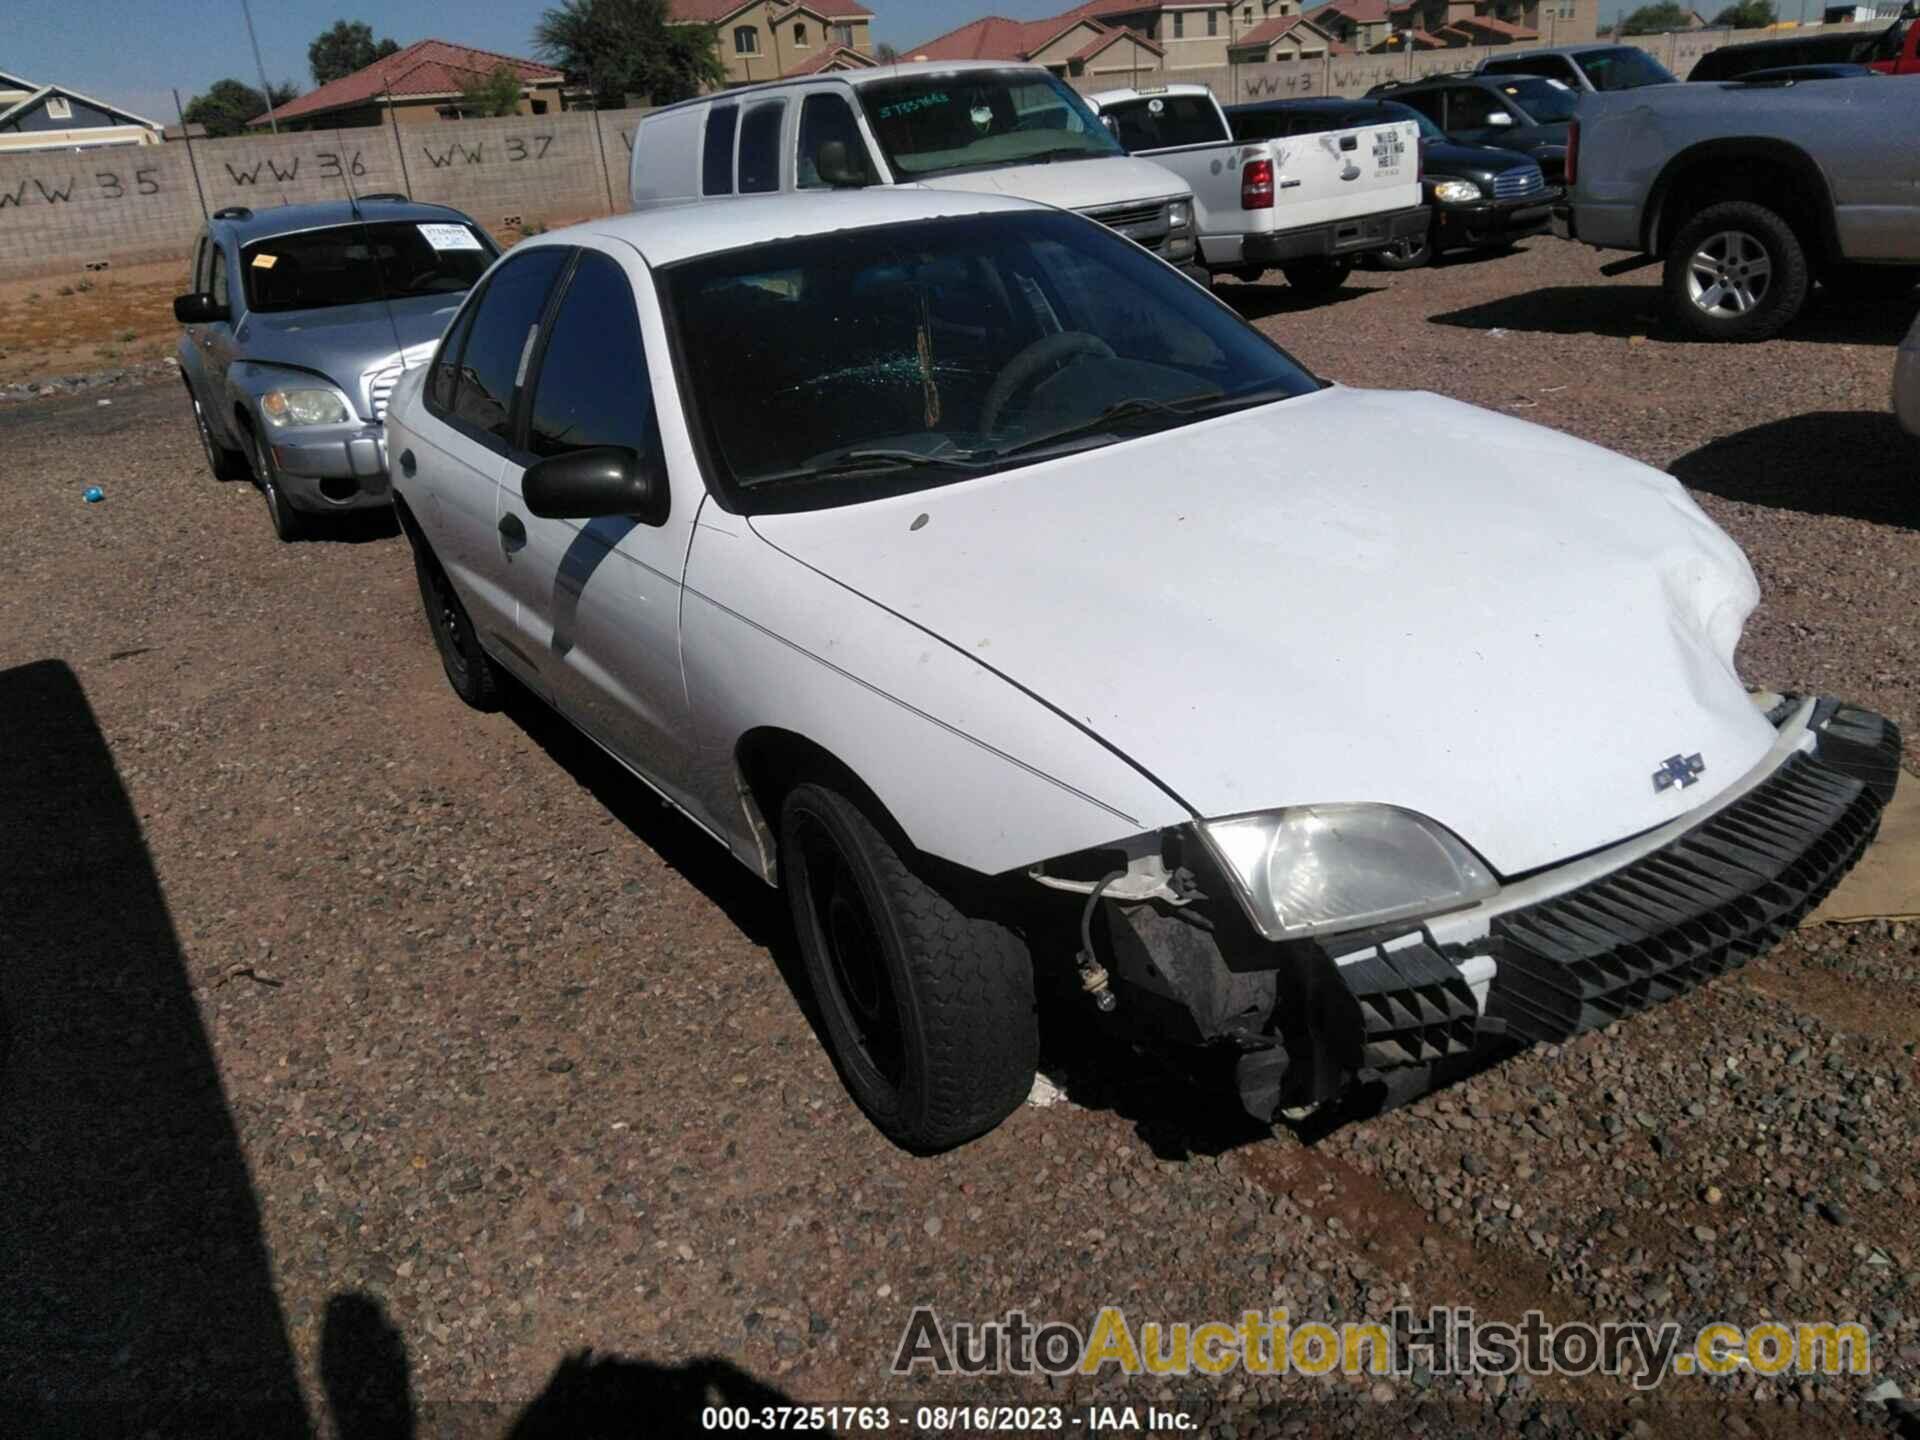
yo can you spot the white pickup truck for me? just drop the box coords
[1084,84,1427,293]
[1556,77,1920,340]
[628,61,1206,284]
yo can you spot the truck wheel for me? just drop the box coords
[409,535,505,711]
[1281,258,1354,296]
[186,382,250,481]
[780,780,1037,1152]
[1821,263,1920,299]
[1664,201,1808,342]
[1371,234,1432,272]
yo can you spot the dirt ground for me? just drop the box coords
[2,235,1917,1440]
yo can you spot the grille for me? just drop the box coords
[367,363,404,420]
[1323,935,1482,1072]
[1490,166,1547,202]
[1085,200,1168,230]
[1489,745,1890,1045]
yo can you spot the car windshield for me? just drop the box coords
[240,219,492,314]
[1491,76,1579,122]
[856,70,1123,178]
[663,211,1318,514]
[1578,47,1677,90]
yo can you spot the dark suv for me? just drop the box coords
[1365,72,1574,182]
[1227,98,1558,270]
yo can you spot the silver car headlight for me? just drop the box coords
[1198,804,1498,940]
[1167,199,1193,232]
[1432,179,1483,205]
[260,387,352,428]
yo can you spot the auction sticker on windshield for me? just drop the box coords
[418,223,482,251]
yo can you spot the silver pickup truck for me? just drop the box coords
[1555,78,1920,340]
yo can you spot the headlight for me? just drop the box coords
[1198,804,1497,940]
[260,388,351,428]
[1167,200,1192,231]
[1432,179,1483,205]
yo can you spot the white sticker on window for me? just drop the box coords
[418,222,483,252]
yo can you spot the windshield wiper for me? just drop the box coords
[743,447,988,489]
[1022,146,1109,164]
[988,386,1297,461]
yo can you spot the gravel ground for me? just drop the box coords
[2,236,1917,1440]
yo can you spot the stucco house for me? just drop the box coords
[1304,0,1395,48]
[0,69,162,153]
[1379,0,1596,49]
[911,0,1346,75]
[1226,12,1349,60]
[671,0,878,85]
[248,41,569,131]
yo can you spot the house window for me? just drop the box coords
[46,95,72,120]
[793,22,808,45]
[829,22,855,45]
[734,25,759,54]
[1173,11,1186,36]
[1208,8,1219,33]
[1244,4,1253,17]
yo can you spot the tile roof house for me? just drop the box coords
[0,68,162,153]
[248,40,568,130]
[1378,0,1595,49]
[1226,12,1350,61]
[670,0,877,86]
[909,0,1333,76]
[1303,0,1395,48]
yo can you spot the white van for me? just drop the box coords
[628,62,1204,282]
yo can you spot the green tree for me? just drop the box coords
[459,62,525,117]
[875,41,901,62]
[1711,0,1776,24]
[1619,0,1691,31]
[309,19,401,86]
[534,0,725,108]
[182,77,301,137]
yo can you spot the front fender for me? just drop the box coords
[680,513,1190,878]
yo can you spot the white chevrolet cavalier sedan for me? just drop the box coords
[385,190,1899,1151]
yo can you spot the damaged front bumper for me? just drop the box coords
[1086,696,1900,1121]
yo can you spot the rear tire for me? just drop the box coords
[1281,257,1354,296]
[1663,200,1808,342]
[409,534,505,712]
[780,780,1036,1152]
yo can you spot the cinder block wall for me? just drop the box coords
[0,107,651,281]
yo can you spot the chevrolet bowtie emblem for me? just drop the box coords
[1652,753,1706,793]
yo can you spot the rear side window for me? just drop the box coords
[703,105,739,196]
[427,290,483,415]
[450,247,570,448]
[208,245,230,311]
[1226,108,1286,142]
[797,92,876,188]
[738,99,787,193]
[1102,95,1228,151]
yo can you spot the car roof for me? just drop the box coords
[641,59,1054,118]
[209,198,479,245]
[1482,43,1619,60]
[525,189,1052,270]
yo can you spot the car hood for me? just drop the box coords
[749,386,1778,877]
[237,293,465,401]
[1421,138,1543,179]
[910,155,1190,212]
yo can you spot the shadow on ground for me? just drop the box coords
[1431,283,1919,345]
[1670,410,1919,529]
[0,659,308,1436]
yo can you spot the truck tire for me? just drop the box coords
[780,780,1037,1152]
[1664,200,1808,342]
[1281,258,1354,296]
[1821,263,1920,300]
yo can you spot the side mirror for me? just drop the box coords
[174,292,230,324]
[815,140,870,188]
[522,445,668,525]
[1486,110,1515,127]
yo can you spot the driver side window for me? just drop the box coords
[1447,87,1505,129]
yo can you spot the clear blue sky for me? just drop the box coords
[11,0,1645,124]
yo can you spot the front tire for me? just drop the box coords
[1371,232,1432,271]
[1281,257,1354,296]
[780,781,1036,1152]
[245,427,308,542]
[188,384,250,481]
[1664,201,1808,342]
[408,534,504,711]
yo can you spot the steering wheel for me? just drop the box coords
[978,331,1115,436]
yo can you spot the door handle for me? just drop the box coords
[498,512,527,549]
[399,449,416,477]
